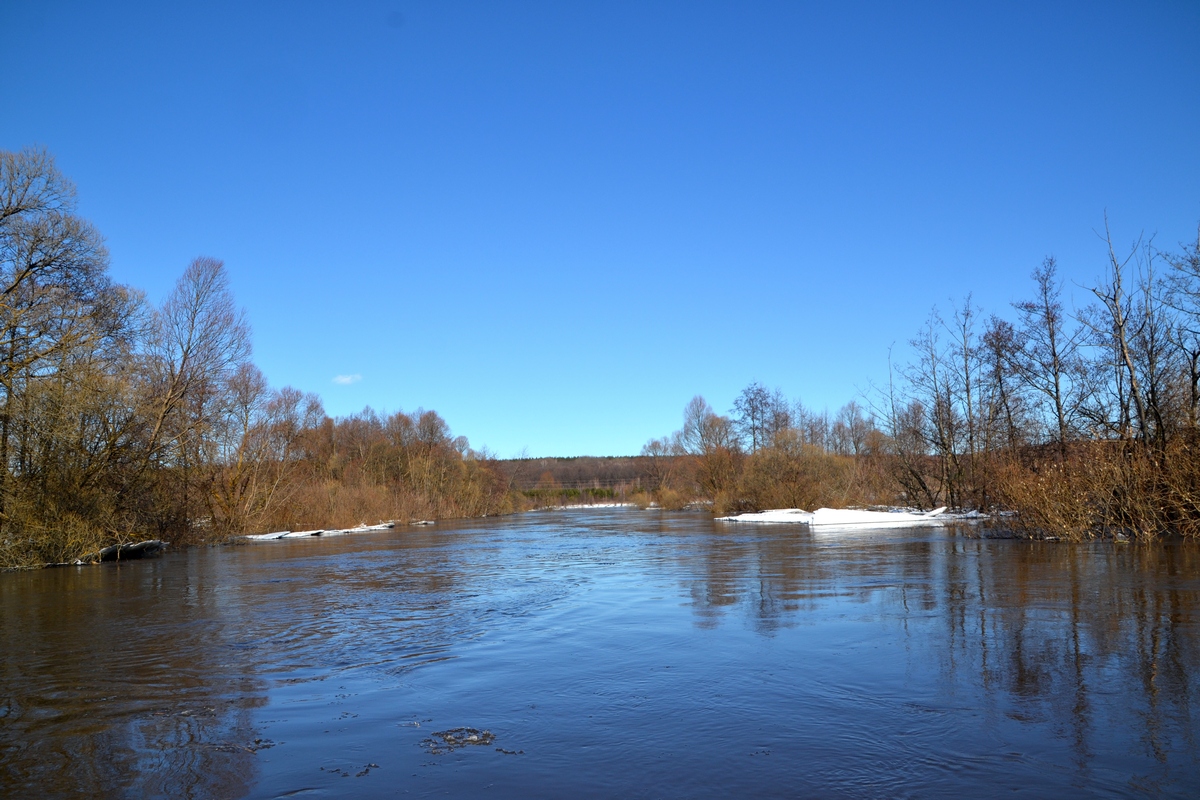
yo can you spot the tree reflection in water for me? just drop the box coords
[0,528,467,798]
[1,513,1198,797]
[0,561,264,798]
[690,519,1200,785]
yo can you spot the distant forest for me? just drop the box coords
[2,147,1199,567]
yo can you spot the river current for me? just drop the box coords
[2,508,1199,798]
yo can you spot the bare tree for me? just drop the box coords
[640,435,681,491]
[904,309,964,505]
[873,347,939,509]
[980,315,1027,452]
[143,257,251,459]
[792,400,831,450]
[947,295,980,464]
[831,401,872,456]
[1085,224,1149,443]
[732,382,790,452]
[1011,258,1086,457]
[0,147,114,535]
[207,367,324,533]
[137,257,252,534]
[677,396,740,499]
[1163,225,1200,428]
[1127,255,1179,447]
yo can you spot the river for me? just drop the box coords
[2,508,1199,798]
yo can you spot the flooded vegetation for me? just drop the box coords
[3,508,1199,797]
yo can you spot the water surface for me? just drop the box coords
[2,509,1199,798]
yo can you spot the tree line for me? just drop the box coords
[638,388,893,513]
[0,148,516,568]
[5,145,1199,566]
[642,222,1200,540]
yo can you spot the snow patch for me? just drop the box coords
[718,506,983,528]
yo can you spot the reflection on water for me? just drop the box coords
[0,557,265,798]
[2,511,1199,798]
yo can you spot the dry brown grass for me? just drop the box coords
[994,439,1200,540]
[0,511,109,569]
[654,487,689,510]
[733,445,892,513]
[256,475,521,534]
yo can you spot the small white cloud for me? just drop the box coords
[333,374,362,385]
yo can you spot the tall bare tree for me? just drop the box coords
[732,382,790,453]
[1011,258,1086,457]
[831,401,872,456]
[138,257,252,535]
[1085,225,1149,443]
[0,148,115,537]
[1164,226,1200,427]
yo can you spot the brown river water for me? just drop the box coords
[2,508,1199,798]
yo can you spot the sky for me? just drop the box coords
[2,1,1198,457]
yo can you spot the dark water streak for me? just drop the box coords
[2,510,1199,798]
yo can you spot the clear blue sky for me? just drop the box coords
[3,1,1198,456]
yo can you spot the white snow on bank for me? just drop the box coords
[538,502,639,511]
[244,523,395,541]
[245,530,293,541]
[718,507,985,528]
[317,523,395,537]
[717,509,816,524]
